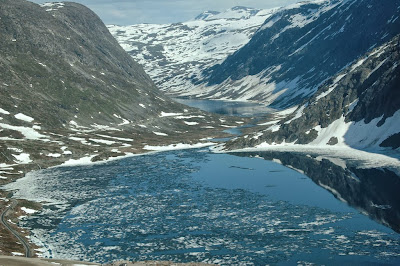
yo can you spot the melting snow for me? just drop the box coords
[267,124,281,132]
[95,134,134,142]
[153,132,168,136]
[11,252,24,256]
[0,123,47,140]
[21,207,37,214]
[14,113,34,122]
[13,153,32,164]
[184,121,199,126]
[175,115,205,119]
[60,155,97,167]
[143,142,215,151]
[284,105,306,124]
[0,108,10,115]
[89,138,117,145]
[305,110,400,151]
[316,73,346,101]
[47,153,62,158]
[41,2,65,11]
[160,112,183,117]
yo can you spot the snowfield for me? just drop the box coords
[108,6,278,96]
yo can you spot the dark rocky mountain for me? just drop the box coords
[0,0,242,181]
[225,34,400,151]
[202,0,400,107]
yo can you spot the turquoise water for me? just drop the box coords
[6,149,400,265]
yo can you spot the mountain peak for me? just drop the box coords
[231,6,255,11]
[194,10,220,20]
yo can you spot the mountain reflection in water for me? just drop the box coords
[233,151,400,233]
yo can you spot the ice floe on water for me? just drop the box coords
[3,149,400,265]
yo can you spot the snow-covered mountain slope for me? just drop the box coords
[202,0,400,107]
[225,34,400,152]
[108,6,278,95]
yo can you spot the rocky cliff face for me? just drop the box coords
[0,0,182,128]
[108,6,278,96]
[203,0,400,107]
[225,34,400,151]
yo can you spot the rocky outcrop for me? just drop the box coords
[225,34,400,150]
[204,0,400,107]
[0,0,184,128]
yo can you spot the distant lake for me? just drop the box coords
[172,98,275,117]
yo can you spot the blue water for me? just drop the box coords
[7,149,400,265]
[172,98,274,117]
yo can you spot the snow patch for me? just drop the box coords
[47,153,62,158]
[89,138,117,145]
[160,112,183,117]
[143,142,215,151]
[14,113,34,122]
[153,131,168,136]
[21,207,37,214]
[184,121,199,126]
[11,252,24,256]
[60,155,97,167]
[13,153,32,164]
[0,108,10,115]
[284,105,306,124]
[0,123,48,141]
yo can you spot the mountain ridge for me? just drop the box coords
[111,0,400,109]
[224,34,400,152]
[108,6,278,96]
[202,0,400,107]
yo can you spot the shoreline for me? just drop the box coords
[0,141,220,259]
[0,105,249,258]
[2,140,399,261]
[0,142,223,262]
[223,144,400,171]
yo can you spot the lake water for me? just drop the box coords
[5,149,400,265]
[3,99,400,265]
[172,98,275,117]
